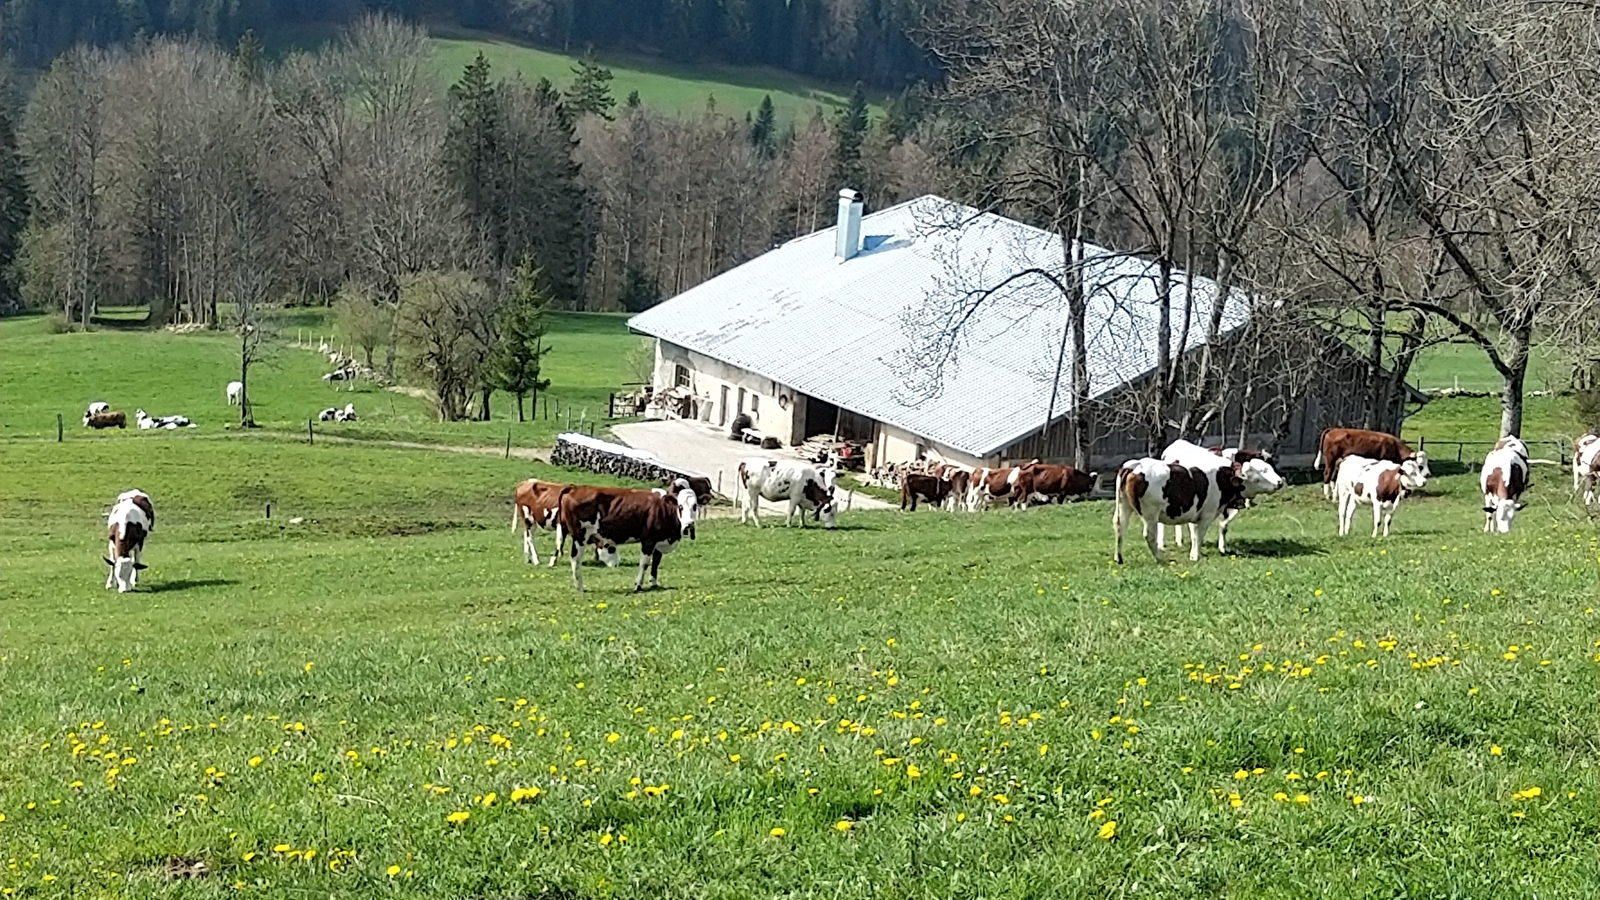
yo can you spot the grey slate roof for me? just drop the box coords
[627,195,1250,458]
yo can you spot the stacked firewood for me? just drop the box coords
[552,432,695,488]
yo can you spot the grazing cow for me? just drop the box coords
[1481,437,1530,534]
[1575,434,1600,505]
[1023,464,1098,506]
[1335,455,1429,537]
[322,367,356,387]
[967,461,1039,511]
[1315,428,1429,500]
[900,473,952,511]
[83,410,126,429]
[1113,459,1268,563]
[104,490,155,592]
[513,479,615,568]
[663,474,713,518]
[86,401,110,417]
[938,465,973,511]
[226,381,243,405]
[738,458,837,528]
[558,486,695,592]
[1159,440,1285,550]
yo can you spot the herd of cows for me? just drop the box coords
[94,422,1600,595]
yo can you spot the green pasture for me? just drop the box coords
[0,311,647,451]
[4,432,1600,896]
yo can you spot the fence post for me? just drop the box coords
[308,419,314,445]
[266,503,271,519]
[505,427,512,460]
[609,392,615,418]
[57,413,63,442]
[1457,443,1462,463]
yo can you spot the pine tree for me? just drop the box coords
[831,82,869,190]
[445,53,503,261]
[749,94,777,157]
[0,79,28,315]
[236,29,264,84]
[565,49,616,120]
[626,89,641,109]
[492,258,553,422]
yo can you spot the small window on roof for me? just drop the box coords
[674,364,690,388]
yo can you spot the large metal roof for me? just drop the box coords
[627,195,1250,458]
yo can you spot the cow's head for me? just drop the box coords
[802,479,838,529]
[1483,494,1522,534]
[1397,458,1429,492]
[1238,458,1284,498]
[596,540,621,568]
[1408,450,1431,479]
[673,487,699,540]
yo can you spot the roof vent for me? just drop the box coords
[835,189,863,260]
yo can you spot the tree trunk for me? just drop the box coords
[480,386,492,421]
[516,392,525,422]
[1500,323,1532,438]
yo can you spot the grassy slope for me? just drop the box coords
[0,311,647,449]
[430,31,852,123]
[4,433,1600,897]
[260,22,852,123]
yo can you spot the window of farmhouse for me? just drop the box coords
[750,394,759,419]
[674,364,690,388]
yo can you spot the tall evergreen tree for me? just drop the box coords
[749,94,776,157]
[492,257,552,422]
[445,53,503,260]
[236,29,264,84]
[565,49,616,120]
[0,83,28,315]
[831,82,869,191]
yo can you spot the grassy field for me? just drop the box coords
[5,317,1600,896]
[261,22,855,123]
[0,311,647,451]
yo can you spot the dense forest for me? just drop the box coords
[1,0,1597,447]
[0,0,936,89]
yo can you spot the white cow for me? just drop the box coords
[1575,434,1600,505]
[738,458,838,528]
[226,381,243,405]
[1481,437,1530,534]
[1113,458,1278,563]
[335,403,357,422]
[1336,455,1428,537]
[105,490,155,592]
[1157,440,1286,551]
[86,401,110,417]
[136,409,194,430]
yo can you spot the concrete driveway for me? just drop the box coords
[610,419,891,510]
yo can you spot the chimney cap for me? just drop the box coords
[838,188,861,202]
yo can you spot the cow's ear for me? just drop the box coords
[102,557,114,565]
[133,563,148,570]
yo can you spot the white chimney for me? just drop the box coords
[835,189,863,260]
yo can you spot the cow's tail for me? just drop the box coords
[737,462,749,488]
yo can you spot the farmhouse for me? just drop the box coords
[628,191,1414,469]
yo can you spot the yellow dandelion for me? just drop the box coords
[386,865,401,877]
[446,811,470,825]
[599,833,613,846]
[1098,820,1117,840]
[770,827,786,837]
[248,756,263,767]
[1490,745,1504,756]
[834,820,853,832]
[607,733,620,743]
[906,764,922,779]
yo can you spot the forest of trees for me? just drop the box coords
[0,0,937,89]
[2,0,1598,441]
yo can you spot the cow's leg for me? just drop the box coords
[650,550,663,589]
[131,545,142,587]
[1189,519,1206,562]
[1372,501,1384,538]
[1145,514,1164,562]
[634,543,651,591]
[570,534,585,592]
[1155,522,1166,551]
[105,541,116,589]
[1112,499,1127,565]
[745,496,762,528]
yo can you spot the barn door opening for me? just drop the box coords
[719,385,730,426]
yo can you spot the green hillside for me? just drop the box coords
[430,32,854,122]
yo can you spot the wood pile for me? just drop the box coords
[797,433,867,470]
[552,432,709,493]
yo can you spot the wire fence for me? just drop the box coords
[1414,437,1572,466]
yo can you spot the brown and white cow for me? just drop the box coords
[1574,434,1600,505]
[104,489,155,592]
[1158,439,1285,551]
[1481,437,1530,534]
[1316,428,1429,500]
[514,479,618,567]
[1022,464,1098,506]
[1335,455,1428,537]
[967,460,1040,511]
[84,410,126,429]
[1114,459,1272,563]
[558,486,695,592]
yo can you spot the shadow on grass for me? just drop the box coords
[145,578,240,593]
[1227,538,1326,558]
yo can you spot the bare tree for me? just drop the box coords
[399,271,500,421]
